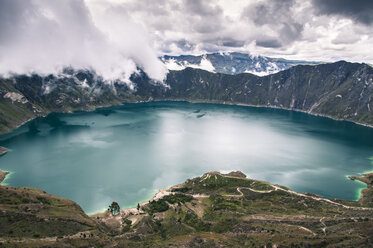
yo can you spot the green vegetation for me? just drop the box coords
[108,201,120,216]
[147,193,193,214]
[1,171,373,247]
[0,185,95,239]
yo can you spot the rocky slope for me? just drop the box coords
[1,171,373,247]
[0,60,372,135]
[135,61,373,126]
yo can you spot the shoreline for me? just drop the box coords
[0,102,123,137]
[86,188,160,216]
[145,98,373,129]
[348,173,373,186]
[88,188,175,218]
[348,173,373,203]
[0,98,372,138]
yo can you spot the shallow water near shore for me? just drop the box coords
[0,101,373,213]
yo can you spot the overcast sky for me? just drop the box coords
[87,0,373,61]
[0,0,372,81]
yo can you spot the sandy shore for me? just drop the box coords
[89,188,175,219]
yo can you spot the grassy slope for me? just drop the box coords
[0,185,96,240]
[119,172,373,247]
[2,171,372,247]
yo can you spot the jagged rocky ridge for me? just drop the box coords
[0,60,372,134]
[161,52,321,75]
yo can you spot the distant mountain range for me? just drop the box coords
[161,52,322,76]
[0,60,372,134]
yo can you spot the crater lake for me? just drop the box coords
[0,101,372,213]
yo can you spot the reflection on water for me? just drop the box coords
[0,101,373,213]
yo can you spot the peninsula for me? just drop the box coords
[0,146,9,156]
[349,173,373,207]
[0,170,8,184]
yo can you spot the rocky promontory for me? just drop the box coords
[0,146,9,156]
[0,170,8,184]
[349,173,373,207]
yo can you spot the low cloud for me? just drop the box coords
[256,39,283,48]
[0,0,167,83]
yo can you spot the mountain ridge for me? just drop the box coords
[161,52,322,76]
[0,60,372,135]
[134,60,373,126]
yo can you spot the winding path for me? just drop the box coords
[221,185,373,211]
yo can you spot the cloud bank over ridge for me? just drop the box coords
[0,0,167,83]
[1,0,373,81]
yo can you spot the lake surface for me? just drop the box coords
[0,101,373,213]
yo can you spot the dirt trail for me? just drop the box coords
[298,226,316,236]
[320,217,327,234]
[270,185,373,211]
[199,172,373,211]
[220,180,373,211]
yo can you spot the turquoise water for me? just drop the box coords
[0,101,372,213]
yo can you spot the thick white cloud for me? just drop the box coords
[0,0,167,82]
[1,0,372,80]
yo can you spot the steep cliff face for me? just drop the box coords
[151,61,373,125]
[0,61,372,134]
[0,80,42,133]
[0,71,137,133]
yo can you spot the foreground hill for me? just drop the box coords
[0,61,372,134]
[0,171,373,247]
[0,183,96,245]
